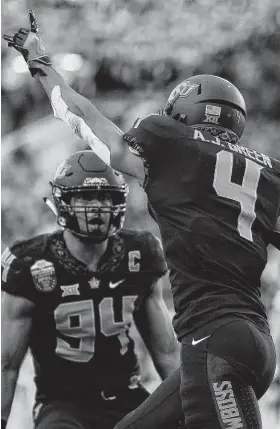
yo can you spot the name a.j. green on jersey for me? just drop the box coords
[124,114,280,339]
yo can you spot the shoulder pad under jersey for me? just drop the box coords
[124,114,176,155]
[123,113,195,162]
[1,233,55,301]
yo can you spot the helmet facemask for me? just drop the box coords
[51,184,128,243]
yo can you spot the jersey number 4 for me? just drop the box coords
[54,296,137,363]
[213,151,263,242]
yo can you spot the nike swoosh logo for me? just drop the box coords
[109,279,125,289]
[192,335,210,346]
[101,390,116,401]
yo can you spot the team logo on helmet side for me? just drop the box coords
[54,162,72,180]
[168,81,199,105]
[83,177,109,186]
[30,259,57,292]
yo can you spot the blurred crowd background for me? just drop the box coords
[1,0,280,428]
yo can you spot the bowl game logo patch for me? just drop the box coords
[30,259,57,292]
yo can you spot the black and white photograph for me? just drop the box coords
[1,1,280,428]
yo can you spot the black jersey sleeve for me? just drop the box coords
[123,114,183,164]
[123,114,195,189]
[140,231,168,279]
[1,235,51,303]
[269,216,280,250]
[1,243,36,302]
[131,231,168,307]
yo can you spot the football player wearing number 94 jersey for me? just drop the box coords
[3,13,280,428]
[1,151,180,429]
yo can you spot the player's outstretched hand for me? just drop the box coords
[3,9,52,77]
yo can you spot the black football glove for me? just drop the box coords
[3,9,52,77]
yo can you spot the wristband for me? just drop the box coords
[28,57,52,77]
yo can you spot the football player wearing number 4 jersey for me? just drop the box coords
[1,151,180,429]
[3,11,280,429]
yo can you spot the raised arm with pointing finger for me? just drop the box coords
[3,10,144,178]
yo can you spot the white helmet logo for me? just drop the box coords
[54,162,72,179]
[83,177,108,186]
[168,81,199,105]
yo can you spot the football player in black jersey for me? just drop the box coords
[1,150,180,429]
[3,11,280,429]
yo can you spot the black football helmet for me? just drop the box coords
[163,74,246,137]
[50,151,129,241]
